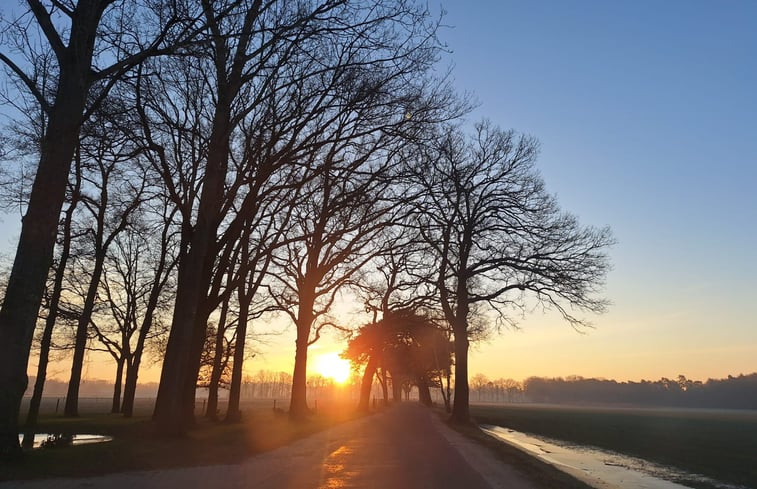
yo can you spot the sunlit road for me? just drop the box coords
[1,404,536,489]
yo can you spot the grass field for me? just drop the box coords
[2,398,361,481]
[471,403,757,489]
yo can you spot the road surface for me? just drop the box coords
[1,404,537,489]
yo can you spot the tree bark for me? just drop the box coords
[111,358,125,413]
[23,190,78,447]
[357,355,378,413]
[391,371,402,403]
[379,368,389,406]
[182,304,213,427]
[64,249,107,417]
[289,334,311,419]
[417,376,433,407]
[0,87,87,456]
[121,310,153,418]
[153,101,230,434]
[206,297,230,420]
[449,331,470,424]
[289,293,314,420]
[225,283,250,423]
[439,371,451,413]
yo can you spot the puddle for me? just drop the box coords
[18,433,113,449]
[482,425,746,489]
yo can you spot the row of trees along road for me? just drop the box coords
[0,0,613,457]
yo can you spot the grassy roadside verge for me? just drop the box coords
[1,400,362,481]
[435,408,594,489]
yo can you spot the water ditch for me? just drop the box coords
[482,425,747,489]
[18,433,113,449]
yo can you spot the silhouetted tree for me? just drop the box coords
[344,308,452,411]
[413,121,614,424]
[22,158,81,447]
[91,204,176,415]
[63,103,149,417]
[197,322,234,410]
[0,0,199,456]
[270,158,401,418]
[203,280,236,420]
[245,0,457,420]
[120,197,178,418]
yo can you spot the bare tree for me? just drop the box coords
[203,272,236,420]
[256,0,459,420]
[0,0,199,456]
[348,225,444,408]
[90,202,177,414]
[414,121,614,424]
[270,154,404,418]
[62,106,149,417]
[22,157,81,446]
[143,0,458,433]
[120,197,178,417]
[149,0,360,435]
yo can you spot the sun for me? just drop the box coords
[315,352,352,384]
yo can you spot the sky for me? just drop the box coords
[435,0,757,382]
[3,0,756,386]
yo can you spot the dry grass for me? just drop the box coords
[2,398,362,481]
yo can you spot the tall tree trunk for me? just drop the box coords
[111,358,125,413]
[0,75,88,457]
[121,314,152,418]
[449,330,470,424]
[225,284,250,423]
[446,368,452,413]
[121,356,140,417]
[206,297,230,420]
[449,259,471,424]
[181,305,212,427]
[64,255,107,417]
[289,335,311,419]
[23,189,78,447]
[439,372,451,413]
[379,368,389,406]
[289,295,314,420]
[417,376,432,407]
[391,371,402,402]
[122,214,171,418]
[153,100,230,435]
[357,355,378,413]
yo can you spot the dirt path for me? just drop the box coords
[0,404,538,489]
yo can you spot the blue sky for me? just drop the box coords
[436,0,757,380]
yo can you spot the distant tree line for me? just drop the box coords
[466,373,757,410]
[23,370,348,402]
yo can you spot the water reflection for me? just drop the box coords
[320,444,359,488]
[18,433,113,449]
[483,426,745,489]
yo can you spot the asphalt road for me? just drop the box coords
[0,404,537,489]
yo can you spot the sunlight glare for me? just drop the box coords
[316,352,351,384]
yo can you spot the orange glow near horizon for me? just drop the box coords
[315,352,352,384]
